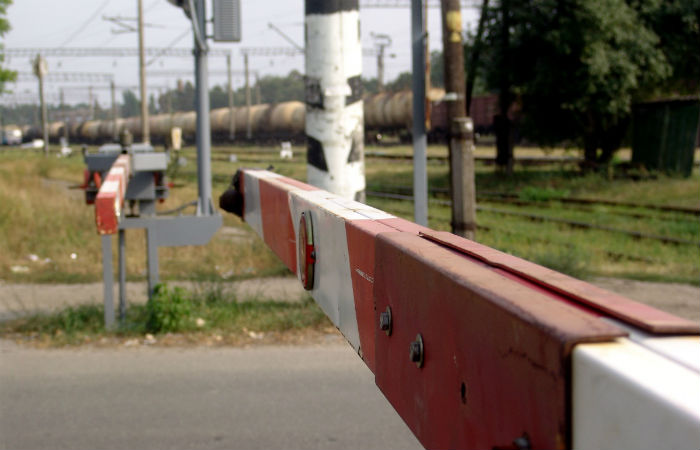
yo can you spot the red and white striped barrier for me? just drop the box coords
[226,169,700,450]
[95,154,130,235]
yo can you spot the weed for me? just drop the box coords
[0,284,332,346]
[145,284,193,333]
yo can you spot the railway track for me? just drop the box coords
[368,185,700,216]
[365,190,700,248]
[206,148,585,166]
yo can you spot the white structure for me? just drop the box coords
[305,0,365,201]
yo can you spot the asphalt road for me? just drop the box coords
[0,340,422,450]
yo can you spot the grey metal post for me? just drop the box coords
[101,235,115,328]
[411,0,428,227]
[138,0,150,144]
[118,229,127,322]
[244,53,252,140]
[146,227,159,298]
[60,88,68,142]
[227,52,235,140]
[194,0,213,215]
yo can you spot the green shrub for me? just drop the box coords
[145,284,193,333]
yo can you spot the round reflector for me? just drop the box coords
[298,211,316,290]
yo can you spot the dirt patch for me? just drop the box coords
[591,277,699,323]
[3,326,345,350]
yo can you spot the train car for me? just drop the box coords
[34,90,506,146]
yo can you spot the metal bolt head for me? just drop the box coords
[409,334,424,368]
[379,306,392,335]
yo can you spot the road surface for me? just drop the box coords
[0,340,422,450]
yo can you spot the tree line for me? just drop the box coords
[2,0,697,165]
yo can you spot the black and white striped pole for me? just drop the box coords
[305,0,366,201]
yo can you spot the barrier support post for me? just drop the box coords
[101,234,115,329]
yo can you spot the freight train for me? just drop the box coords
[17,89,502,145]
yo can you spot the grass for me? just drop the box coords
[0,144,698,286]
[0,143,697,345]
[0,282,332,347]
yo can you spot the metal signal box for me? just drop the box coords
[213,0,241,42]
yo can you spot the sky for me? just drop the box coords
[2,0,478,106]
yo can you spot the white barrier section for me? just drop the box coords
[573,335,700,450]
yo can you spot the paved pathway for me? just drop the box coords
[1,276,697,323]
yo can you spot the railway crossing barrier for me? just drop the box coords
[219,168,699,450]
[84,141,221,327]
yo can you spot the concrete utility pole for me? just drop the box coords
[33,54,49,156]
[138,0,150,143]
[244,53,251,139]
[305,0,365,201]
[60,88,69,142]
[226,53,235,140]
[371,33,392,92]
[88,86,95,120]
[441,0,476,239]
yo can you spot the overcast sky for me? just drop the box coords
[2,0,477,105]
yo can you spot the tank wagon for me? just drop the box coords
[27,90,502,145]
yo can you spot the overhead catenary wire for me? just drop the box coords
[57,0,111,48]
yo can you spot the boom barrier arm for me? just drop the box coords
[94,154,131,235]
[219,169,700,450]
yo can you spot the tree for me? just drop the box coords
[385,72,413,91]
[0,0,16,93]
[209,85,228,109]
[255,70,305,104]
[121,90,140,117]
[148,94,157,115]
[637,0,700,95]
[479,0,672,164]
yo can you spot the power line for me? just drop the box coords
[58,0,111,47]
[146,29,191,66]
[5,47,231,58]
[146,70,257,77]
[57,84,170,92]
[13,72,114,83]
[239,47,301,57]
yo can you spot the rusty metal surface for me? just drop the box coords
[257,177,298,273]
[420,230,700,335]
[373,232,625,450]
